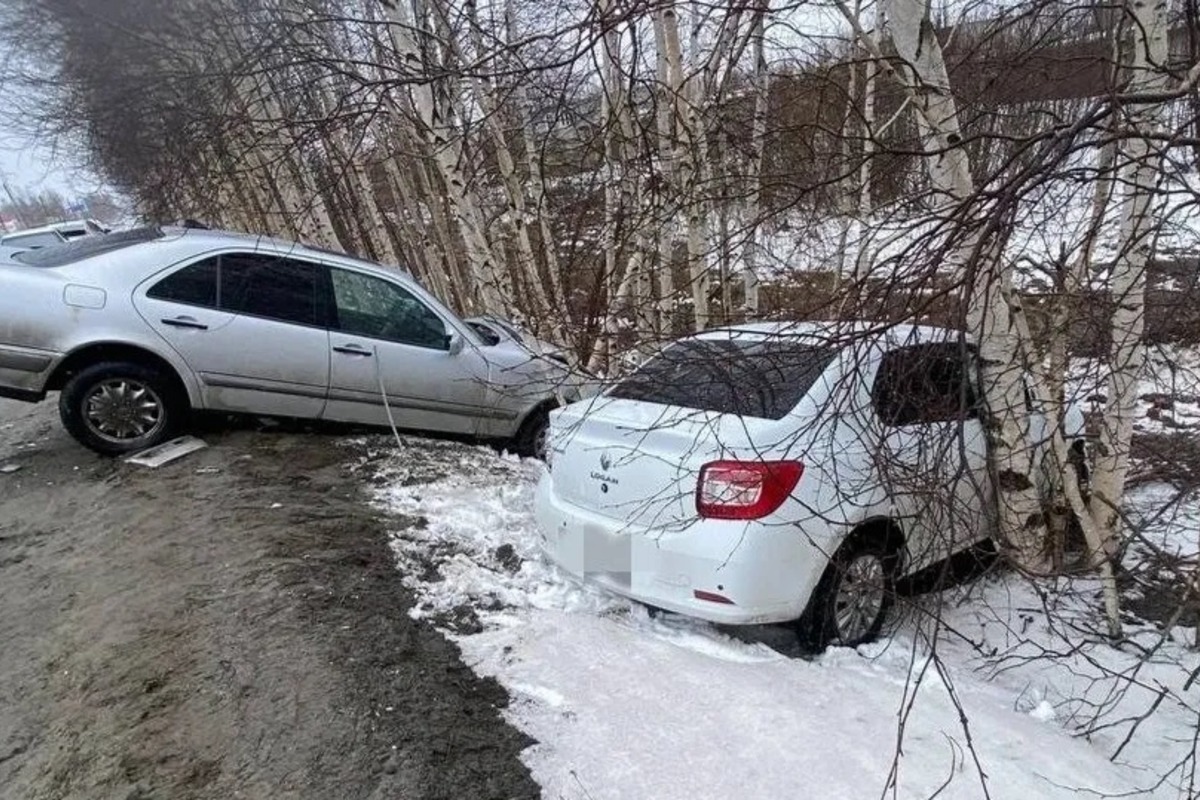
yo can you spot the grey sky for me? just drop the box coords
[0,130,96,198]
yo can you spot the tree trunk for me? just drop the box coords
[839,0,1051,567]
[852,0,880,281]
[683,0,710,331]
[1091,0,1172,551]
[462,0,554,328]
[653,5,685,331]
[381,0,509,314]
[742,4,768,317]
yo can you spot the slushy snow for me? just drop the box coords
[371,438,1200,799]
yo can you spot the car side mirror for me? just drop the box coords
[446,333,465,355]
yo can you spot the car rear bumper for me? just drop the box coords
[534,471,830,625]
[0,344,57,402]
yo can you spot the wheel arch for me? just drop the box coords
[514,397,558,437]
[47,342,197,407]
[843,516,908,569]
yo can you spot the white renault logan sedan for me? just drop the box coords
[536,322,1086,648]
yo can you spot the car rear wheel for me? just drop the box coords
[799,536,898,650]
[59,362,184,456]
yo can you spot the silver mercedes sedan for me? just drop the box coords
[0,226,586,456]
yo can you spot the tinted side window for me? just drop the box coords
[220,253,321,326]
[873,345,977,426]
[329,268,448,349]
[147,257,219,307]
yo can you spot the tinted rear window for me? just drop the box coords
[12,226,164,267]
[609,339,836,419]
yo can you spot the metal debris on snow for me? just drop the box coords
[126,436,208,468]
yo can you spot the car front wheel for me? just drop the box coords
[511,407,551,460]
[59,362,184,456]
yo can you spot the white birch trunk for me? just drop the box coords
[742,4,768,317]
[654,5,685,329]
[505,0,567,326]
[684,0,711,331]
[852,0,880,281]
[382,0,509,314]
[462,0,553,326]
[839,0,1051,566]
[1091,0,1172,549]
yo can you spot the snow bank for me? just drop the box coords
[372,438,1199,799]
[753,170,1200,291]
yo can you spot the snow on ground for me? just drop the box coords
[752,169,1200,290]
[370,438,1200,800]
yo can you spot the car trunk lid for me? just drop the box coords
[548,398,759,530]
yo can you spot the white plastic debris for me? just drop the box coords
[0,463,21,474]
[126,436,208,468]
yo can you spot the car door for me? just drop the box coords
[134,251,330,418]
[872,343,991,572]
[322,266,489,434]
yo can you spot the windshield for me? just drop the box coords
[609,338,837,420]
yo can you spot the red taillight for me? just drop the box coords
[693,589,735,604]
[696,460,803,520]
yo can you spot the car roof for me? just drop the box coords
[160,227,413,279]
[697,320,971,348]
[51,219,102,232]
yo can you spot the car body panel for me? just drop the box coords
[0,226,582,444]
[1,228,68,250]
[538,322,1088,625]
[136,291,331,417]
[324,335,492,433]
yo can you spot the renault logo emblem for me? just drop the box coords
[600,452,613,471]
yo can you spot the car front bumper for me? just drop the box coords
[534,471,831,625]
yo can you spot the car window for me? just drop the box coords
[220,253,321,327]
[467,321,503,346]
[329,268,448,350]
[146,257,219,307]
[873,344,978,426]
[609,338,836,420]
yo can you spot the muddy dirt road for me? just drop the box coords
[0,399,538,800]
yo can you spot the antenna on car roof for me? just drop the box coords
[175,218,210,230]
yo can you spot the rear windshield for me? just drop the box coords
[12,226,163,267]
[609,338,837,419]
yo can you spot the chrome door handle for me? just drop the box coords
[161,317,208,330]
[333,345,373,357]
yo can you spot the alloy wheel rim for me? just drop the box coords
[83,379,165,444]
[833,554,887,643]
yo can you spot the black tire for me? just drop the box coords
[511,406,551,460]
[798,535,899,651]
[59,361,185,456]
